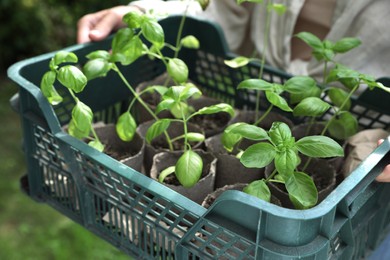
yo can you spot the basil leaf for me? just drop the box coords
[240,142,276,168]
[296,135,344,157]
[286,171,318,209]
[175,150,203,188]
[243,180,271,202]
[57,65,87,93]
[116,112,137,142]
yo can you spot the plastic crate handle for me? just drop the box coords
[342,136,390,213]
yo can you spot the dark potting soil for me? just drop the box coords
[152,139,199,151]
[189,112,230,132]
[104,144,138,161]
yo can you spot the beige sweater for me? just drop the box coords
[130,0,390,81]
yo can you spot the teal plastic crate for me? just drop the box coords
[7,16,390,259]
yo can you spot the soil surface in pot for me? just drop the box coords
[189,112,231,134]
[103,144,138,161]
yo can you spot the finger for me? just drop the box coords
[378,139,384,146]
[88,11,123,42]
[376,164,390,182]
[77,10,109,44]
[77,17,93,44]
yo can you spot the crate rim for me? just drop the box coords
[7,15,390,220]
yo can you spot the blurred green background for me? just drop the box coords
[0,0,132,259]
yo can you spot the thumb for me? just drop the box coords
[88,13,120,41]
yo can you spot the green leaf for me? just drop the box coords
[167,58,189,84]
[122,11,143,28]
[296,135,344,157]
[197,0,210,10]
[195,103,235,117]
[145,119,171,144]
[333,38,361,53]
[53,51,78,66]
[240,143,276,168]
[71,101,93,134]
[86,50,110,60]
[116,112,137,142]
[83,59,112,80]
[328,87,351,110]
[181,35,200,49]
[113,36,144,65]
[268,122,292,146]
[179,83,202,101]
[243,180,271,202]
[274,150,298,179]
[141,19,164,48]
[295,32,323,51]
[185,133,205,142]
[170,102,189,119]
[40,71,63,105]
[238,79,273,91]
[328,112,358,140]
[67,118,90,139]
[268,3,286,15]
[88,140,105,152]
[155,98,175,115]
[265,91,292,112]
[57,65,87,93]
[111,28,134,55]
[323,48,335,61]
[293,97,331,117]
[144,85,168,96]
[227,122,269,141]
[158,166,176,183]
[283,76,317,95]
[175,150,203,188]
[224,56,250,68]
[221,124,243,152]
[336,67,360,80]
[289,86,321,104]
[285,171,318,209]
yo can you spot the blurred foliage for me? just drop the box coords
[0,0,129,71]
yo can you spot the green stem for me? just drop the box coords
[323,61,328,85]
[181,106,189,152]
[113,64,174,151]
[254,104,273,126]
[174,6,188,59]
[162,4,188,87]
[302,82,360,172]
[265,168,278,182]
[68,88,78,103]
[90,127,102,144]
[320,83,360,136]
[255,0,273,122]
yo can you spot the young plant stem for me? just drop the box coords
[174,6,189,59]
[163,4,189,86]
[305,61,329,136]
[254,104,273,126]
[90,127,102,144]
[181,106,189,152]
[265,168,278,182]
[113,64,174,151]
[302,82,360,171]
[320,83,359,136]
[255,0,273,122]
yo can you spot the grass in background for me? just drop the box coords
[0,75,131,260]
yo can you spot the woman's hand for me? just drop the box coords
[77,5,143,44]
[375,139,390,182]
